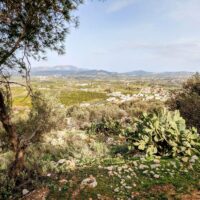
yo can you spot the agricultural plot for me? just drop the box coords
[11,77,177,108]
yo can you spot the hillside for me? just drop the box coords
[31,65,195,78]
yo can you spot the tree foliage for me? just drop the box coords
[0,0,83,177]
[0,0,83,73]
[168,73,200,132]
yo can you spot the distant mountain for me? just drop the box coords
[49,65,82,71]
[157,71,194,77]
[124,70,194,77]
[123,70,154,76]
[77,69,117,76]
[31,65,196,78]
[31,65,115,76]
[31,65,85,76]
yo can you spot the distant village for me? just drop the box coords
[106,87,170,104]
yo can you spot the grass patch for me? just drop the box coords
[60,90,107,106]
[45,158,200,200]
[11,87,31,107]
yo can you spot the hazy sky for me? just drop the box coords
[31,0,200,72]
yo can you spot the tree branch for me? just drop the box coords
[0,31,25,66]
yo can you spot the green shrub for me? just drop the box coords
[25,130,109,173]
[88,117,124,136]
[66,104,127,130]
[120,99,163,118]
[0,174,15,200]
[168,73,200,132]
[16,91,67,139]
[126,108,200,158]
[66,99,163,131]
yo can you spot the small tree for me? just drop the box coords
[168,73,200,132]
[0,0,83,177]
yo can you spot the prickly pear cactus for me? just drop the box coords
[127,108,200,158]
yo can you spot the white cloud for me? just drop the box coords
[107,0,137,13]
[168,0,200,24]
[113,40,200,70]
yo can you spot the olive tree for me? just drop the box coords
[0,0,83,177]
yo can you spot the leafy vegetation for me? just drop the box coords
[60,90,107,106]
[0,0,84,179]
[88,117,125,136]
[126,108,200,158]
[1,76,200,199]
[1,0,199,198]
[168,73,200,132]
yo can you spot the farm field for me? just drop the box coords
[11,76,180,109]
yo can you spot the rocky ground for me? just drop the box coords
[20,156,200,200]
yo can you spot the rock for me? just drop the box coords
[154,174,160,179]
[139,164,148,170]
[188,164,194,170]
[143,170,148,174]
[57,159,66,164]
[150,164,160,169]
[126,175,131,179]
[66,117,72,125]
[66,160,76,169]
[108,171,113,176]
[125,186,132,189]
[133,161,138,167]
[114,187,119,193]
[121,179,125,183]
[106,137,114,145]
[80,103,90,107]
[117,167,122,172]
[182,157,189,163]
[22,189,29,195]
[190,155,198,163]
[133,183,137,187]
[122,164,128,169]
[107,166,114,171]
[80,175,97,189]
[154,159,161,164]
[59,179,68,184]
[116,153,122,157]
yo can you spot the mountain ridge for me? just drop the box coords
[31,65,196,77]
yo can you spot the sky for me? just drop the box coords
[31,0,200,72]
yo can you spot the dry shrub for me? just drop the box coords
[120,99,163,118]
[66,104,127,129]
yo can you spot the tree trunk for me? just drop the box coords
[9,147,26,177]
[0,90,25,177]
[0,91,19,151]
